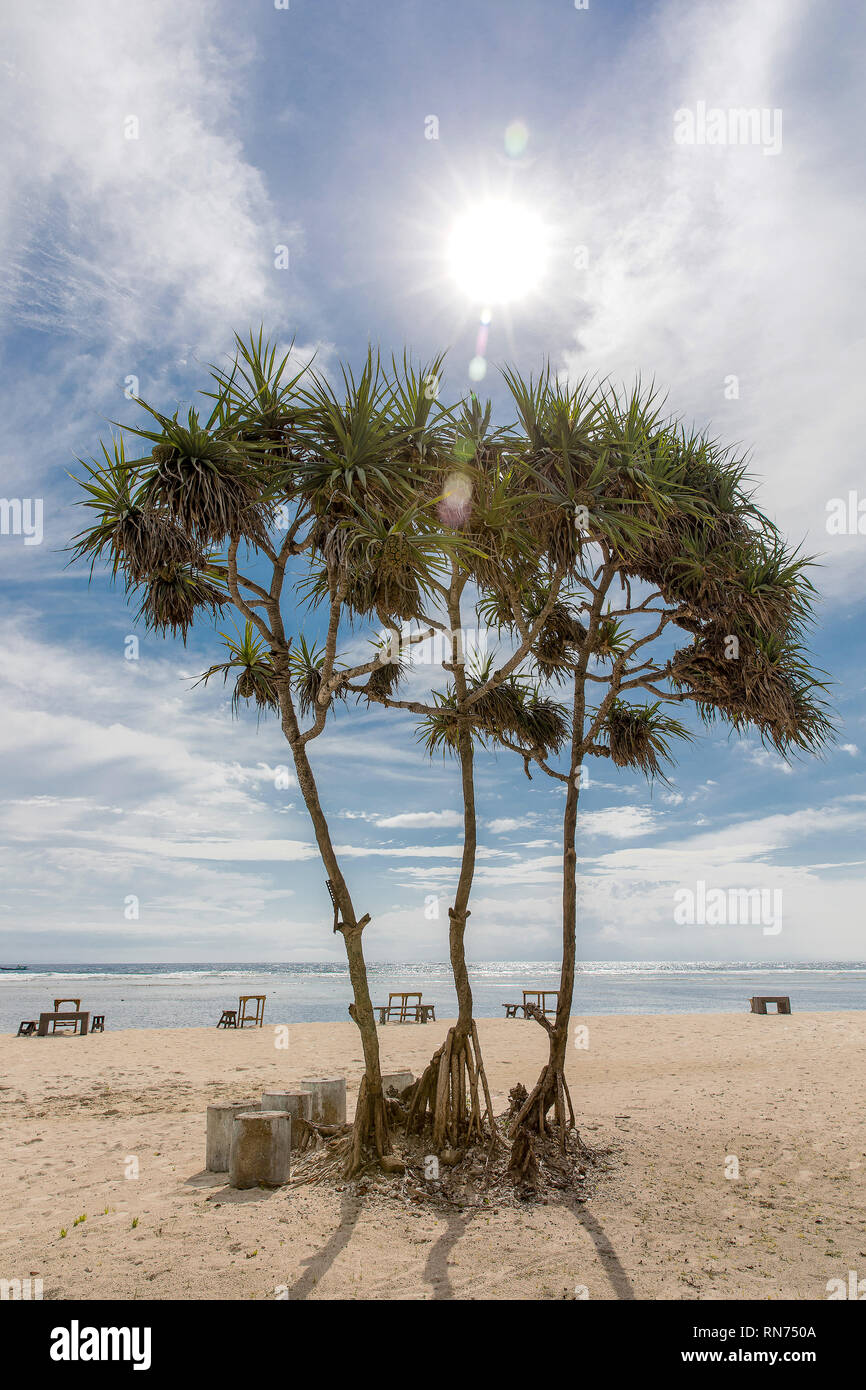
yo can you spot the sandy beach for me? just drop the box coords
[2,1012,864,1301]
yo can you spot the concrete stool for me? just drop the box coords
[206,1100,260,1172]
[261,1090,313,1131]
[381,1071,414,1094]
[300,1077,346,1125]
[229,1110,291,1189]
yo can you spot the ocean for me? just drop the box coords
[1,961,864,1031]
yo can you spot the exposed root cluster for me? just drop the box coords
[404,1022,498,1148]
[291,1108,612,1210]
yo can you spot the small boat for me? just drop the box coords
[0,965,27,971]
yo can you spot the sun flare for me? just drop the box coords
[446,198,550,307]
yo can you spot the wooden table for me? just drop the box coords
[37,1011,90,1036]
[375,993,435,1023]
[503,990,560,1019]
[237,995,265,1027]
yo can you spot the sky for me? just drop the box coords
[0,0,864,964]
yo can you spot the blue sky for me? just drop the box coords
[1,0,864,963]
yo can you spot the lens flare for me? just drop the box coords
[438,470,473,527]
[504,120,529,158]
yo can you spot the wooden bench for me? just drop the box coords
[37,1011,89,1036]
[375,992,435,1024]
[503,990,560,1019]
[750,995,791,1014]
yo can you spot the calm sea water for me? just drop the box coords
[1,961,864,1031]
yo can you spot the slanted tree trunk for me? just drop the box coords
[406,589,497,1149]
[276,680,389,1177]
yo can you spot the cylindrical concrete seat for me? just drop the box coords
[206,1100,260,1172]
[300,1077,346,1124]
[382,1071,414,1094]
[261,1090,313,1130]
[229,1110,291,1189]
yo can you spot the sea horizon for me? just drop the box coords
[3,959,865,1031]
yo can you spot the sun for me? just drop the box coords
[446,198,550,307]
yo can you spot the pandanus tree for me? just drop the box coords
[71,333,464,1175]
[474,369,834,1176]
[337,393,571,1151]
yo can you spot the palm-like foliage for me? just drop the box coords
[196,621,280,716]
[132,405,268,547]
[356,636,407,705]
[386,351,452,460]
[602,700,693,780]
[315,497,457,623]
[295,351,418,502]
[593,615,631,662]
[480,585,586,682]
[491,370,833,760]
[135,559,228,642]
[208,329,312,446]
[671,623,832,754]
[69,437,202,582]
[419,658,570,760]
[288,635,346,719]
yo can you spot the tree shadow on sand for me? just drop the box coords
[421,1197,635,1301]
[573,1202,635,1299]
[423,1208,470,1300]
[282,1189,365,1300]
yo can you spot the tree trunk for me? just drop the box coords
[276,680,389,1176]
[406,588,497,1148]
[509,770,580,1146]
[509,635,589,1153]
[509,565,621,1162]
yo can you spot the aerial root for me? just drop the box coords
[403,1021,500,1151]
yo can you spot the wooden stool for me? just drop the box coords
[17,1020,37,1036]
[217,1009,238,1028]
[91,1015,105,1032]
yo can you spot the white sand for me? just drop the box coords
[2,1012,864,1300]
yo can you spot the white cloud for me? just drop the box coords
[580,807,656,840]
[558,0,866,592]
[374,810,463,829]
[740,746,795,776]
[0,1,288,346]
